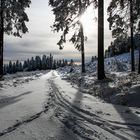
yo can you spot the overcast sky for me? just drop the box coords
[4,0,112,62]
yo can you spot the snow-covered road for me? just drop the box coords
[0,71,78,140]
[0,72,50,132]
[0,71,140,140]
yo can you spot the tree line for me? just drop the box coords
[108,0,140,73]
[0,0,31,78]
[0,0,140,80]
[105,33,140,58]
[3,54,73,75]
[49,0,140,79]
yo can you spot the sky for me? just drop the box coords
[4,0,112,62]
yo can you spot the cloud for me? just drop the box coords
[4,0,112,62]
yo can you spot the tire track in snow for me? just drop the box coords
[0,92,54,137]
[49,73,140,140]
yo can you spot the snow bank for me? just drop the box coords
[57,51,140,108]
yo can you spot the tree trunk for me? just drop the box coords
[79,0,85,73]
[138,46,140,74]
[0,0,4,78]
[98,0,106,80]
[80,23,86,73]
[130,0,135,72]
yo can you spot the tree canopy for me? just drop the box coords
[0,0,31,37]
[107,0,140,38]
[49,0,97,50]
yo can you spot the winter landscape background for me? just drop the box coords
[0,0,140,140]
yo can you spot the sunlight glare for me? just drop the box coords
[80,6,97,35]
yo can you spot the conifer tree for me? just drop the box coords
[107,0,140,72]
[0,0,31,78]
[98,0,106,80]
[42,55,47,70]
[30,57,35,71]
[136,1,140,74]
[8,61,12,74]
[46,57,49,69]
[91,56,94,62]
[52,60,57,69]
[27,59,30,71]
[16,60,20,72]
[69,59,74,66]
[12,62,16,73]
[23,60,28,71]
[138,46,140,74]
[64,59,68,66]
[49,54,53,69]
[3,64,6,74]
[49,0,97,73]
[19,62,23,72]
[35,56,42,70]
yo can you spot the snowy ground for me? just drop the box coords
[0,71,78,140]
[0,70,140,140]
[58,51,140,107]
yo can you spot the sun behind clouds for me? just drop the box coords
[80,6,97,35]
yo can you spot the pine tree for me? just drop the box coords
[98,0,106,80]
[8,61,13,74]
[56,60,59,68]
[12,62,16,73]
[61,59,65,67]
[3,64,6,75]
[49,54,53,69]
[49,0,97,73]
[19,62,23,72]
[136,2,140,74]
[0,0,31,78]
[35,56,42,70]
[69,59,74,66]
[27,59,30,71]
[16,60,20,72]
[23,60,28,71]
[30,57,35,71]
[64,59,68,66]
[52,60,57,69]
[107,0,140,72]
[138,46,140,74]
[130,0,135,71]
[42,55,47,70]
[91,56,94,62]
[58,60,62,67]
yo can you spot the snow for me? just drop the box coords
[0,51,140,140]
[46,71,140,140]
[0,71,80,140]
[57,51,140,107]
[0,71,50,132]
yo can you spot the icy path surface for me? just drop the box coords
[0,70,140,140]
